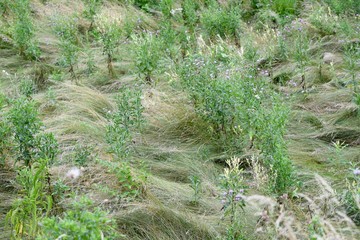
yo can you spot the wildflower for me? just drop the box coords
[221,199,226,204]
[353,168,360,175]
[228,189,234,195]
[234,194,242,201]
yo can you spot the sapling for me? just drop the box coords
[133,33,161,84]
[11,0,41,60]
[96,17,121,77]
[82,0,102,30]
[53,16,80,79]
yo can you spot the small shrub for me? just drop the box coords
[181,0,199,31]
[52,16,81,78]
[73,144,93,166]
[95,17,122,77]
[271,0,298,16]
[324,0,360,15]
[10,0,41,60]
[38,196,120,239]
[201,4,241,43]
[7,98,58,166]
[106,88,144,159]
[8,98,42,166]
[82,0,102,30]
[133,33,161,83]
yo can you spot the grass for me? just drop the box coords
[1,0,360,239]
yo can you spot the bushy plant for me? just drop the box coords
[159,0,173,19]
[73,144,93,166]
[106,88,144,159]
[133,33,161,83]
[37,196,120,240]
[200,4,241,43]
[292,33,310,90]
[10,0,41,60]
[324,0,360,15]
[6,159,52,239]
[181,0,199,31]
[7,97,58,166]
[95,17,122,77]
[52,16,81,78]
[8,98,42,166]
[271,0,298,16]
[82,0,102,30]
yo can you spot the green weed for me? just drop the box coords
[10,0,41,60]
[6,159,52,239]
[38,196,120,239]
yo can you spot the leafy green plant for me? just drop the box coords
[82,0,102,30]
[37,196,120,240]
[6,159,52,239]
[10,0,41,60]
[73,144,93,166]
[8,98,42,166]
[200,3,241,44]
[52,16,81,78]
[106,88,144,159]
[344,43,360,93]
[271,0,298,16]
[99,159,144,198]
[159,0,173,19]
[96,17,122,77]
[133,33,161,84]
[7,98,58,166]
[181,0,199,32]
[219,157,247,239]
[324,0,360,15]
[189,175,201,204]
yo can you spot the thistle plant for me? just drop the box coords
[11,0,41,60]
[220,157,247,239]
[96,17,122,77]
[293,33,310,90]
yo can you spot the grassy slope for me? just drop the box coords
[0,0,359,239]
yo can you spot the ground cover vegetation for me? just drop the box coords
[0,0,359,239]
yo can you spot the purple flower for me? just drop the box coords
[234,194,242,201]
[228,189,234,195]
[221,199,226,204]
[353,168,360,175]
